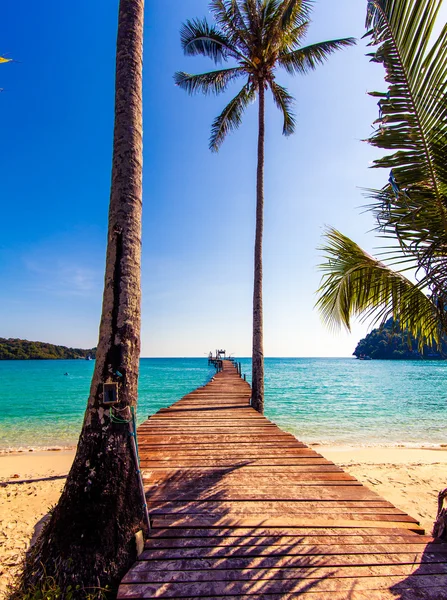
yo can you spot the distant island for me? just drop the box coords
[0,338,96,360]
[353,320,446,360]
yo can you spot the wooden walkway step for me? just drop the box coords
[118,360,447,599]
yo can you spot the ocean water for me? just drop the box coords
[0,358,446,450]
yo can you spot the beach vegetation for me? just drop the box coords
[0,338,96,360]
[317,0,447,349]
[175,0,355,413]
[16,0,146,597]
[10,580,108,600]
[10,581,109,600]
[354,318,447,359]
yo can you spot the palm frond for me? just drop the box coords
[280,0,312,32]
[210,0,251,53]
[262,1,309,60]
[180,18,240,63]
[261,0,282,37]
[282,22,310,51]
[279,38,356,75]
[262,1,310,55]
[316,228,441,349]
[270,81,296,135]
[210,82,255,151]
[365,0,447,250]
[240,0,260,35]
[174,67,244,95]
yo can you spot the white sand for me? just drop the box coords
[319,446,447,534]
[0,451,73,597]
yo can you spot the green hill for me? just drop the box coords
[0,338,96,360]
[353,320,446,360]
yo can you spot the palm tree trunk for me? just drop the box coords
[251,80,265,414]
[19,0,145,596]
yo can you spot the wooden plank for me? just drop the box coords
[146,417,269,422]
[145,490,390,502]
[141,452,321,460]
[174,591,447,600]
[145,483,365,493]
[141,422,278,427]
[141,449,316,456]
[143,465,345,474]
[147,504,413,517]
[146,497,400,509]
[123,562,447,583]
[138,435,298,445]
[151,516,425,532]
[118,574,447,598]
[143,472,356,481]
[144,534,436,549]
[132,553,447,572]
[148,526,426,538]
[139,459,331,467]
[141,454,323,462]
[139,440,306,446]
[118,586,447,600]
[142,466,345,480]
[137,543,447,560]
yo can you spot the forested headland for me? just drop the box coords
[0,338,96,360]
[353,320,447,360]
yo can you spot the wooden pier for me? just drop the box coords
[118,360,447,599]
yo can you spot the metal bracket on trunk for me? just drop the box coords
[103,382,119,405]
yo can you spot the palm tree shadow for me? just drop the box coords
[1,475,67,486]
[388,538,447,600]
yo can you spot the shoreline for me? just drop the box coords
[2,440,447,455]
[1,442,447,462]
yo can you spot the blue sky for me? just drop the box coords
[1,1,442,357]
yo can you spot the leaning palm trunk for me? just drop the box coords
[251,81,265,413]
[18,0,145,596]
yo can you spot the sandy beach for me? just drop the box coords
[1,446,446,598]
[319,446,447,535]
[0,451,74,598]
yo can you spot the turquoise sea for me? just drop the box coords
[0,358,446,450]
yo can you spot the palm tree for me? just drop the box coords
[17,0,146,596]
[175,0,355,413]
[317,0,447,349]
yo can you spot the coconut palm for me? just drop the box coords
[175,0,355,413]
[17,0,145,596]
[317,0,447,349]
